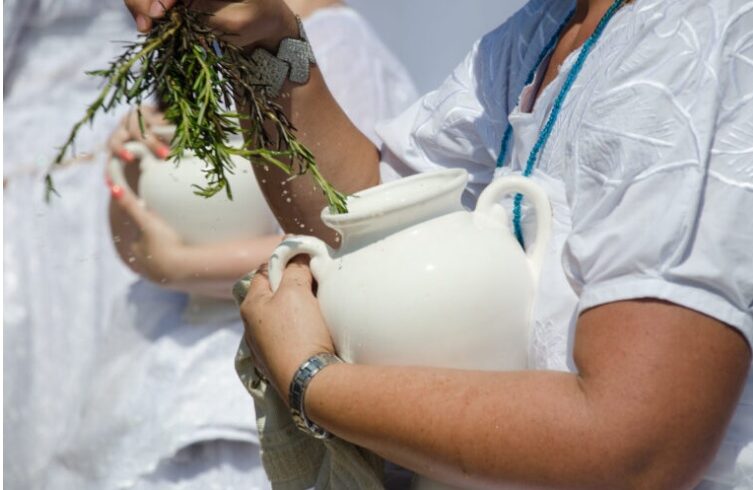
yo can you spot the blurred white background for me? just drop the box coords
[348,0,527,93]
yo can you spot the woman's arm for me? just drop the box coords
[241,263,751,490]
[109,177,282,299]
[124,0,381,244]
[158,235,283,298]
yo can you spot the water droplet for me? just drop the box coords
[286,197,292,203]
[128,257,136,263]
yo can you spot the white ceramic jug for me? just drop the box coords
[270,169,551,369]
[269,169,551,489]
[107,140,278,246]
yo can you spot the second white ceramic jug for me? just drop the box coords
[107,139,278,246]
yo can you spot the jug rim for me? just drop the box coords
[321,168,468,226]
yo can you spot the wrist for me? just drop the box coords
[245,4,300,53]
[239,11,315,99]
[288,352,343,439]
[277,347,331,401]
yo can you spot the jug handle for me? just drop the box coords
[106,141,153,195]
[268,236,333,293]
[475,176,553,280]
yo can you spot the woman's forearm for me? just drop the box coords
[243,10,381,244]
[164,234,284,299]
[302,301,749,489]
[307,365,614,489]
[109,185,283,297]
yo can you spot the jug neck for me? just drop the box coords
[323,170,468,251]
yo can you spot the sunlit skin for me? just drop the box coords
[120,0,752,487]
[108,0,343,298]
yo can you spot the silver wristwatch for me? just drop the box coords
[247,16,317,98]
[289,352,343,439]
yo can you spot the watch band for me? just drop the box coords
[247,16,316,98]
[289,352,343,439]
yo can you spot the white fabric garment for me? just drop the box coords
[307,6,418,146]
[3,3,140,489]
[3,165,137,490]
[377,0,753,487]
[3,0,135,177]
[39,5,418,490]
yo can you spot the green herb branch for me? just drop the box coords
[49,4,348,214]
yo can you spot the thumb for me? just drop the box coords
[112,180,151,230]
[245,264,273,306]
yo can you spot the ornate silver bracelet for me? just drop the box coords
[289,352,343,439]
[247,16,316,98]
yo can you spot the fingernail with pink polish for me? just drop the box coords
[111,185,124,200]
[155,145,171,160]
[117,148,136,163]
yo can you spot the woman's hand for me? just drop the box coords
[239,259,335,401]
[110,179,192,285]
[108,105,186,285]
[123,0,298,51]
[107,105,285,297]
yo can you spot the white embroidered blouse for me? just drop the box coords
[378,0,753,487]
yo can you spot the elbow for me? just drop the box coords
[595,434,717,490]
[623,453,712,490]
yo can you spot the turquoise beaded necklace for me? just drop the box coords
[496,0,626,247]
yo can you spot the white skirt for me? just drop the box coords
[129,440,270,490]
[46,279,269,490]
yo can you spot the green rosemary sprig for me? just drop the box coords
[49,4,348,214]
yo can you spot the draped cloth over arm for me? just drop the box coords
[236,341,385,490]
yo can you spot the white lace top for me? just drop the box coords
[378,0,753,487]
